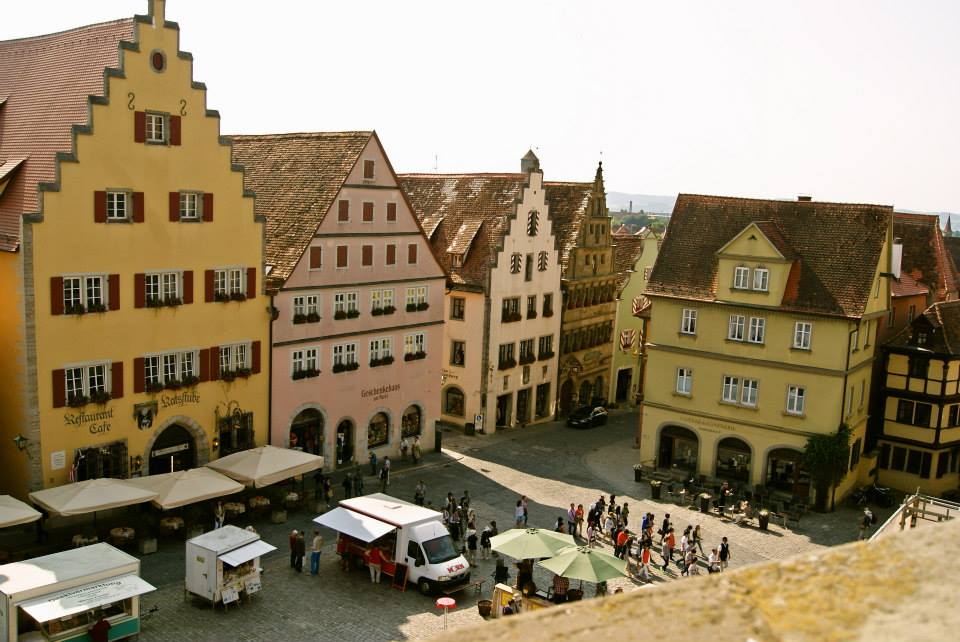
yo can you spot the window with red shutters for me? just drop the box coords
[386,202,397,222]
[169,192,179,221]
[309,246,322,270]
[134,111,146,143]
[202,193,214,221]
[198,348,210,382]
[246,267,257,299]
[134,273,146,308]
[204,270,215,302]
[338,200,349,222]
[133,358,145,393]
[170,115,182,146]
[50,277,64,315]
[108,275,120,310]
[111,362,123,399]
[182,271,194,304]
[362,245,373,266]
[94,191,107,223]
[336,246,348,268]
[362,202,374,222]
[208,346,220,381]
[386,244,396,266]
[52,369,66,408]
[251,341,261,374]
[408,243,418,264]
[363,160,375,179]
[132,192,145,222]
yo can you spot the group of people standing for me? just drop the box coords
[288,528,324,576]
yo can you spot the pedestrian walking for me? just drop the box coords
[369,452,378,477]
[480,523,493,560]
[521,495,529,526]
[294,530,306,573]
[575,504,585,537]
[858,508,874,540]
[289,529,299,569]
[414,480,426,506]
[412,436,422,464]
[323,478,333,508]
[461,490,471,510]
[379,465,389,492]
[621,502,630,528]
[639,542,652,582]
[342,472,353,499]
[615,528,629,559]
[604,513,616,542]
[213,501,225,530]
[515,500,525,527]
[692,524,704,554]
[355,473,364,496]
[449,505,462,541]
[400,437,409,462]
[466,528,478,566]
[687,551,700,576]
[566,503,576,535]
[586,523,596,548]
[659,514,672,544]
[661,528,675,571]
[707,548,720,574]
[310,530,323,575]
[719,536,731,570]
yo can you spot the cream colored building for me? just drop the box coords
[641,195,892,506]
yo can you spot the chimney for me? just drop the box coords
[797,195,812,202]
[892,236,903,279]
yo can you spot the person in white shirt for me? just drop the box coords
[708,548,721,574]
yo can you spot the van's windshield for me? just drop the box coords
[421,535,459,564]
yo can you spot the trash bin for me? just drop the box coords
[634,467,643,483]
[435,429,442,453]
[699,493,712,514]
[758,509,770,530]
[465,422,476,437]
[650,480,662,500]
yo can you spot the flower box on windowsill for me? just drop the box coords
[146,297,165,308]
[334,310,347,320]
[292,368,320,380]
[164,296,182,307]
[416,302,429,311]
[497,358,517,370]
[403,351,427,362]
[87,302,108,313]
[346,309,360,319]
[229,292,247,302]
[89,390,112,405]
[382,305,396,315]
[220,369,250,382]
[214,292,231,303]
[543,309,554,318]
[65,303,87,315]
[369,355,395,368]
[293,313,307,324]
[67,394,89,408]
[538,351,555,360]
[182,375,200,387]
[501,312,522,323]
[371,307,384,316]
[332,362,360,374]
[519,354,536,366]
[164,379,183,390]
[527,310,537,319]
[145,382,164,394]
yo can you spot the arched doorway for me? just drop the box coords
[289,408,324,456]
[716,437,751,483]
[559,379,575,416]
[402,405,422,438]
[578,380,593,407]
[658,425,698,473]
[593,376,605,403]
[149,424,195,475]
[368,412,389,449]
[336,419,354,467]
[443,387,465,417]
[766,448,810,499]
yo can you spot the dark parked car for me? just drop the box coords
[566,405,608,429]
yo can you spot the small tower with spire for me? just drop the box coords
[520,149,540,174]
[587,161,608,218]
[945,215,954,238]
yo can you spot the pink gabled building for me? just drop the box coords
[230,132,446,469]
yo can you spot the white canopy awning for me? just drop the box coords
[206,446,323,488]
[19,574,156,623]
[314,507,394,543]
[0,495,41,528]
[218,540,277,567]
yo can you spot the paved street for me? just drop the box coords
[130,408,873,641]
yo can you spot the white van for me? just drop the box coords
[315,493,470,594]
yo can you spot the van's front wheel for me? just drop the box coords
[418,579,432,595]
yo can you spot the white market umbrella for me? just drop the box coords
[125,468,244,510]
[489,528,575,559]
[205,445,323,488]
[538,545,628,583]
[29,478,158,517]
[0,495,42,527]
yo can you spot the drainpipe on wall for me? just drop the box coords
[267,294,275,447]
[636,316,649,452]
[480,279,492,433]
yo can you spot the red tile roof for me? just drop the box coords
[612,236,645,294]
[891,271,929,298]
[228,132,373,290]
[399,173,592,289]
[894,212,958,302]
[0,18,135,251]
[889,299,960,355]
[648,194,892,319]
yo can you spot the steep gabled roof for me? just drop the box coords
[892,271,929,298]
[648,194,892,319]
[0,18,135,251]
[888,299,960,356]
[228,131,372,290]
[399,173,591,288]
[612,236,645,294]
[894,212,958,302]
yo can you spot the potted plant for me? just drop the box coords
[164,296,182,307]
[346,361,359,371]
[67,393,89,408]
[182,374,200,387]
[416,301,429,311]
[543,309,553,317]
[145,381,164,393]
[369,357,381,367]
[146,296,164,308]
[346,309,360,319]
[87,302,108,313]
[307,311,321,323]
[236,367,252,378]
[65,302,86,315]
[527,310,537,319]
[164,379,182,390]
[221,370,237,382]
[380,355,394,365]
[371,307,384,316]
[332,363,345,374]
[214,292,231,302]
[382,305,396,315]
[406,303,417,313]
[293,313,307,324]
[229,292,247,302]
[334,310,347,320]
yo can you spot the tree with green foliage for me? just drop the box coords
[803,424,851,511]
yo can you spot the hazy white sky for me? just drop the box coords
[5,1,959,212]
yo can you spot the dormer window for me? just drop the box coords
[450,253,463,268]
[916,331,928,346]
[753,268,769,292]
[733,266,750,289]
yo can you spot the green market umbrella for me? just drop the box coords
[538,545,628,583]
[490,528,575,559]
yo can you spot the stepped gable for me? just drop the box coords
[229,131,372,291]
[0,18,136,251]
[648,194,892,319]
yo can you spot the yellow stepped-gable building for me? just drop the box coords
[0,0,269,496]
[641,195,893,507]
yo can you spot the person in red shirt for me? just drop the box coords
[89,616,110,642]
[615,529,629,560]
[368,546,383,584]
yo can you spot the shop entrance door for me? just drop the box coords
[559,380,575,416]
[615,369,632,402]
[496,394,512,428]
[149,424,195,475]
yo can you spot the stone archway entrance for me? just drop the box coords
[766,448,810,499]
[290,408,324,457]
[658,425,699,473]
[716,437,751,483]
[149,423,195,475]
[336,419,354,467]
[402,405,422,438]
[559,379,575,416]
